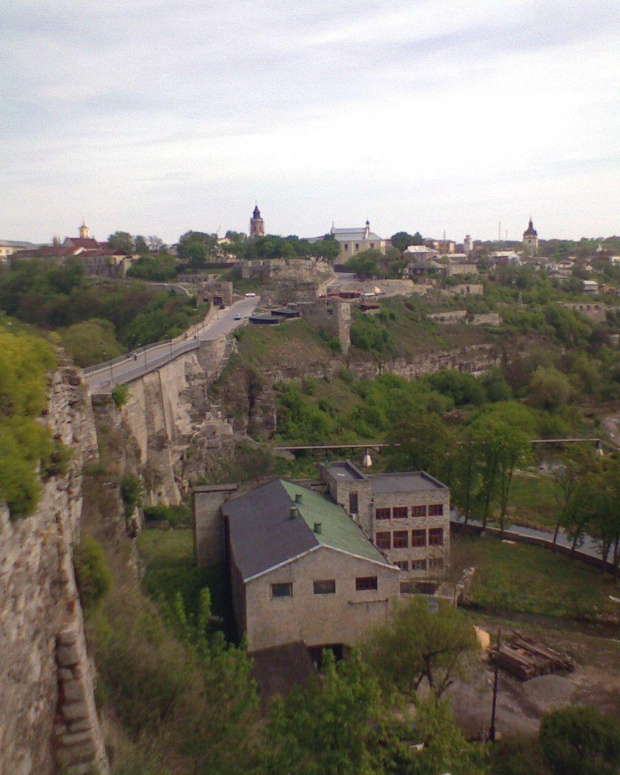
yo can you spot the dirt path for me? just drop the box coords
[445,615,620,740]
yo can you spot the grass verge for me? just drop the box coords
[450,533,620,621]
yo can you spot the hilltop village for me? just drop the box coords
[2,209,620,775]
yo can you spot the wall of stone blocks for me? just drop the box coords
[243,546,400,652]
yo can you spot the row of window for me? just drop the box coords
[271,576,378,598]
[375,527,444,550]
[343,243,376,251]
[393,557,444,572]
[375,504,444,520]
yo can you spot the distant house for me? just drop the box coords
[10,222,136,277]
[0,240,41,262]
[311,221,387,259]
[489,250,521,265]
[402,245,439,261]
[582,280,599,295]
[405,258,443,278]
[193,461,451,653]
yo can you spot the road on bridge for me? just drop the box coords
[86,296,259,392]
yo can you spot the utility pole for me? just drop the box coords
[490,629,501,742]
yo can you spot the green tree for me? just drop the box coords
[364,597,478,700]
[390,231,423,252]
[259,649,385,775]
[386,410,454,484]
[539,706,620,775]
[345,249,383,279]
[0,327,56,516]
[108,231,135,253]
[59,318,125,367]
[527,366,574,412]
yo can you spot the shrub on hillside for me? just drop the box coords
[74,536,112,609]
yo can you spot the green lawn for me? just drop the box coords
[451,533,620,621]
[137,529,228,622]
[506,471,559,530]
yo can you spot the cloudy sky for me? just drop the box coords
[2,0,619,244]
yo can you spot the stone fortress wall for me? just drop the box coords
[0,363,109,775]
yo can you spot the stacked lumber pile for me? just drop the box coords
[489,631,574,681]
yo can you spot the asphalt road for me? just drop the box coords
[86,296,258,392]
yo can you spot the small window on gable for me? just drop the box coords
[356,576,378,591]
[271,583,292,598]
[313,579,336,595]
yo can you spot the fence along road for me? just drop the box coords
[85,296,259,393]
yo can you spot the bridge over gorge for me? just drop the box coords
[84,296,258,392]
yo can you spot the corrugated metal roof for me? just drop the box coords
[223,479,389,581]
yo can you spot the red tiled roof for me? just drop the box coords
[64,237,101,249]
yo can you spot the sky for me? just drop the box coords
[1,0,619,245]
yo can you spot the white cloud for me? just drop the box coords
[0,0,619,242]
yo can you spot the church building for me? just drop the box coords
[522,218,538,256]
[250,205,265,239]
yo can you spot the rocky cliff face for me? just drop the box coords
[0,362,109,775]
[106,336,236,506]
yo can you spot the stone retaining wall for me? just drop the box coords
[0,362,109,775]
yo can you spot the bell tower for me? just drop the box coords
[79,220,90,239]
[249,205,265,239]
[522,217,538,256]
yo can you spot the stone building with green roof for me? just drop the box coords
[194,477,400,653]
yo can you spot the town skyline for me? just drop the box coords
[2,0,619,244]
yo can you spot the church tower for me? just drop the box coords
[79,220,90,239]
[523,217,538,256]
[249,205,265,239]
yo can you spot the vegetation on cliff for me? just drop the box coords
[0,259,207,366]
[0,322,58,516]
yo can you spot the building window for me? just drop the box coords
[429,528,444,546]
[394,560,408,571]
[344,243,349,251]
[355,243,360,251]
[313,579,336,595]
[376,531,391,550]
[393,530,409,549]
[370,243,375,249]
[411,559,427,571]
[375,507,391,520]
[429,557,444,570]
[393,506,408,519]
[429,504,444,516]
[411,529,426,547]
[356,576,378,591]
[271,583,292,598]
[349,492,359,514]
[411,505,427,517]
